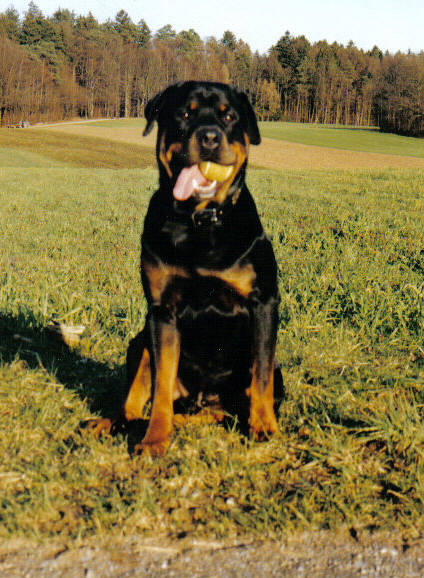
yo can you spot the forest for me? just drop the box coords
[0,2,423,136]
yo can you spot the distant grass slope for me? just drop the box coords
[0,147,68,168]
[259,122,424,158]
[1,139,424,541]
[0,129,154,168]
[60,118,424,159]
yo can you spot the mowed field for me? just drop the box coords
[39,118,424,170]
[1,121,424,553]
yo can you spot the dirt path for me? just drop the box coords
[30,118,113,128]
[40,123,424,170]
[2,532,424,577]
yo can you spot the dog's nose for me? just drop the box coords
[197,128,221,152]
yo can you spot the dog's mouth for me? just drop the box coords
[173,162,235,201]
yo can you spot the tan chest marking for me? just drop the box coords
[197,262,256,298]
[143,259,189,303]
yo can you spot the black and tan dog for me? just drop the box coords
[92,81,282,456]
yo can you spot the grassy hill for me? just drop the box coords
[0,129,154,168]
[39,118,424,158]
[258,122,424,158]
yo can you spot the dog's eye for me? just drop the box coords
[182,104,198,121]
[223,112,233,124]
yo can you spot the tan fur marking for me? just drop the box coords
[159,133,172,178]
[197,262,256,298]
[194,198,210,212]
[173,408,225,427]
[138,324,180,456]
[248,361,278,439]
[124,348,151,420]
[159,135,182,178]
[166,142,182,162]
[215,140,247,204]
[174,377,189,400]
[142,259,189,303]
[244,132,250,151]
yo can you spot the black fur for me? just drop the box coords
[126,81,282,451]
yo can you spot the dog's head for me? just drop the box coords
[144,81,260,207]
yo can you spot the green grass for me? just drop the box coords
[259,122,424,158]
[0,147,69,168]
[0,129,154,168]
[1,139,424,543]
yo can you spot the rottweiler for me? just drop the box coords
[92,81,282,456]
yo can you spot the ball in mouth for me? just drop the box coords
[173,162,234,201]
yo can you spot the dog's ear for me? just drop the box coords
[143,84,182,136]
[143,90,166,136]
[236,89,261,146]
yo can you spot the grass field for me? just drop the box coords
[258,122,424,158]
[1,124,424,544]
[0,129,154,168]
[41,120,424,171]
[45,118,424,159]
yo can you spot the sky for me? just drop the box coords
[4,0,424,55]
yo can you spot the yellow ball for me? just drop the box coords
[199,161,233,183]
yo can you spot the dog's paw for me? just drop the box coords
[133,439,170,457]
[173,410,225,427]
[82,417,113,438]
[249,407,278,441]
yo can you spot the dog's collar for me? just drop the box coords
[192,206,221,227]
[191,186,241,228]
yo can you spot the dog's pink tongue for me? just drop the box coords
[173,165,208,201]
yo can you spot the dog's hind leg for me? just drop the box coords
[123,330,152,421]
[135,319,180,456]
[84,331,152,437]
[248,299,280,440]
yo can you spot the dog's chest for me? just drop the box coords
[142,257,256,314]
[175,269,253,378]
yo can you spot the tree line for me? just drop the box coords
[1,3,423,136]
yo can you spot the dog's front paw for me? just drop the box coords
[82,417,114,437]
[133,439,170,457]
[249,406,278,441]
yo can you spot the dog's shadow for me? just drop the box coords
[1,311,285,452]
[0,311,153,449]
[0,311,123,415]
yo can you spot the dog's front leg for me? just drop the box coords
[135,309,180,456]
[248,298,279,440]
